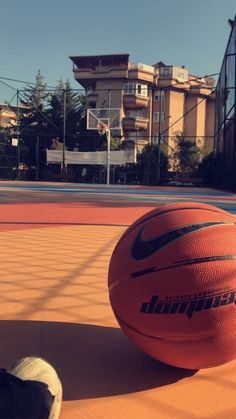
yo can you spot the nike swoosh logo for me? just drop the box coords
[132,221,233,260]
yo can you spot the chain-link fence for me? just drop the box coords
[0,81,216,185]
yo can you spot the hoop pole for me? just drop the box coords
[106,128,111,186]
[107,90,111,186]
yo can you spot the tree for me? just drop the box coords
[198,152,225,187]
[47,79,84,150]
[19,70,49,124]
[173,134,203,176]
[99,132,121,151]
[17,74,87,179]
[0,130,18,178]
[18,70,49,170]
[138,144,168,185]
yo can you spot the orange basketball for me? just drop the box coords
[108,202,236,369]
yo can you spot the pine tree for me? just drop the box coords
[18,71,50,168]
[47,79,84,150]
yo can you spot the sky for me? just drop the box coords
[0,0,235,104]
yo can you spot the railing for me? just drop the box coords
[129,63,158,74]
[159,66,189,82]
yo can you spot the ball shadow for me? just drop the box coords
[0,320,197,400]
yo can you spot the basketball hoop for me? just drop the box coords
[97,122,108,136]
[87,107,121,186]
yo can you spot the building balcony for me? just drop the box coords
[189,84,213,97]
[123,94,149,109]
[159,65,188,81]
[157,65,190,90]
[128,63,156,83]
[73,67,128,83]
[122,116,148,131]
[70,55,129,88]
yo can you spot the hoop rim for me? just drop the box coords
[97,122,108,135]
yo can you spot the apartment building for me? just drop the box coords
[0,104,17,129]
[70,54,215,161]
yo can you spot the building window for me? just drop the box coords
[124,83,148,97]
[126,110,146,118]
[137,84,148,97]
[153,135,164,145]
[154,112,165,122]
[153,135,158,144]
[154,90,165,101]
[124,83,134,94]
[159,67,172,78]
[126,131,143,139]
[172,67,188,82]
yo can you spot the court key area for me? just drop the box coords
[0,181,235,418]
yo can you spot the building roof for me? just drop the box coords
[153,61,166,68]
[70,54,130,70]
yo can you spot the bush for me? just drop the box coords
[198,152,225,187]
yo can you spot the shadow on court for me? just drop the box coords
[0,320,196,400]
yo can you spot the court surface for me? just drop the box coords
[0,181,235,419]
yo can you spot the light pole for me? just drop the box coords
[36,135,39,180]
[16,89,21,179]
[157,88,163,183]
[62,89,67,181]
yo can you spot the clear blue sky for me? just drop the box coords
[0,0,235,103]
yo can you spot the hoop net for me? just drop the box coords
[97,121,108,135]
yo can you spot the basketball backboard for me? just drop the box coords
[87,108,121,131]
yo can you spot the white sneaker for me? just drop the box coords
[7,356,62,419]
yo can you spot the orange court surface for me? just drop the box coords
[0,181,235,419]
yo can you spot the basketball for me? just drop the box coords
[108,202,236,369]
